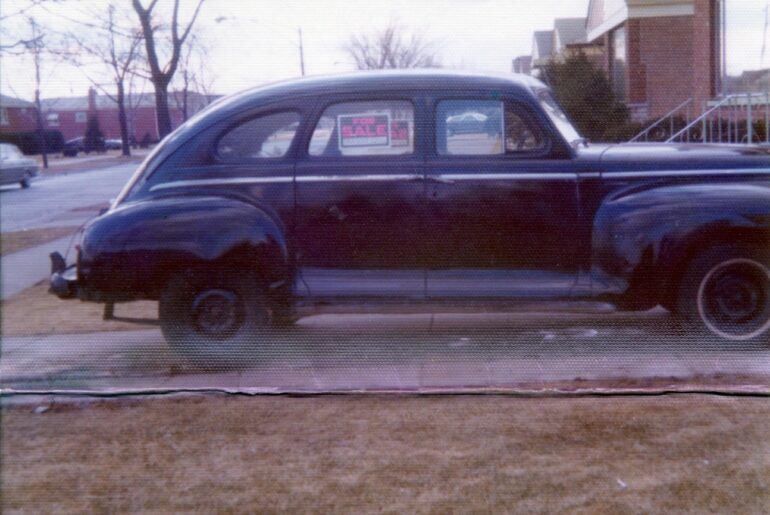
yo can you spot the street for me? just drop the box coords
[0,163,137,232]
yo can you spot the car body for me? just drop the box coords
[49,70,770,365]
[63,136,109,156]
[105,139,122,150]
[446,112,488,135]
[62,137,83,157]
[0,143,39,188]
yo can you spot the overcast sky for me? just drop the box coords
[1,0,768,101]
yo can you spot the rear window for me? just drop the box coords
[309,100,415,157]
[217,111,300,160]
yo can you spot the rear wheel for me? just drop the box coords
[159,268,271,369]
[677,246,770,343]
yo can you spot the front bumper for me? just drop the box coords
[49,252,78,299]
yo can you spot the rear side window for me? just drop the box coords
[437,100,546,156]
[309,100,414,157]
[217,111,300,160]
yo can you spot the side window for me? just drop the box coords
[309,100,414,157]
[437,100,546,156]
[217,111,300,160]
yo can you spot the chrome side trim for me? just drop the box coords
[297,174,422,182]
[150,176,293,191]
[149,168,770,192]
[433,173,576,181]
[603,168,770,179]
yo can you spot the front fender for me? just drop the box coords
[591,182,770,297]
[80,196,290,299]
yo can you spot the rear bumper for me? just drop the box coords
[49,252,78,299]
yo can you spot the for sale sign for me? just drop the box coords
[338,113,391,148]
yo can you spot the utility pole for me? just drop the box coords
[29,18,48,169]
[298,27,306,76]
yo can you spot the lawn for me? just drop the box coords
[2,395,768,513]
[0,282,156,336]
[0,226,81,256]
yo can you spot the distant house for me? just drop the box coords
[529,18,604,77]
[585,0,722,121]
[723,69,770,95]
[0,94,38,135]
[41,88,220,142]
[531,30,554,74]
[512,55,532,75]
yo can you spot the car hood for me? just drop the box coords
[575,142,770,169]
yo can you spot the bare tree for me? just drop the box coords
[132,0,206,139]
[0,0,59,54]
[344,22,441,70]
[60,6,143,156]
[28,17,49,168]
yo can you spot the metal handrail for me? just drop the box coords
[629,98,692,142]
[666,92,769,143]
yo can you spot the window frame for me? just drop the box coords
[302,95,422,162]
[432,95,553,160]
[213,109,303,164]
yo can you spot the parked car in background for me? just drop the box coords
[50,71,770,368]
[62,137,84,157]
[63,136,112,156]
[105,139,122,150]
[0,143,39,189]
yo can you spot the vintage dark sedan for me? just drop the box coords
[50,70,770,366]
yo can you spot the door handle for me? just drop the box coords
[428,176,455,185]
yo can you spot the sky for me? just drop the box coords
[1,0,768,101]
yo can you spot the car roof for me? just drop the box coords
[199,70,547,119]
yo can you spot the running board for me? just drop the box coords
[293,299,617,317]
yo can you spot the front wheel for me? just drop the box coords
[20,177,30,189]
[159,268,271,369]
[677,246,770,343]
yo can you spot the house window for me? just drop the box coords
[75,112,87,123]
[0,108,9,126]
[611,26,627,102]
[46,112,60,127]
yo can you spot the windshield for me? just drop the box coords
[537,89,583,146]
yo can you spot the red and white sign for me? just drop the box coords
[338,114,391,148]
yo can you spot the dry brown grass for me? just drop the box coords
[2,395,769,513]
[1,282,156,336]
[0,226,81,256]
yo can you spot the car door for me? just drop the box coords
[425,96,581,299]
[293,95,427,299]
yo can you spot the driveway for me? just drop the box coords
[2,311,769,394]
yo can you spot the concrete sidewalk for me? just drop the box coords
[2,315,769,395]
[1,235,75,299]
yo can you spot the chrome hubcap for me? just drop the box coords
[191,289,243,339]
[699,259,770,340]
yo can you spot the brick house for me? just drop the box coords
[521,1,724,123]
[0,94,38,135]
[41,88,218,142]
[586,0,723,121]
